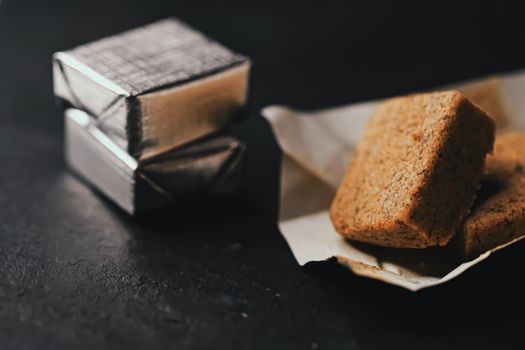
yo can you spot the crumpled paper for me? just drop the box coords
[262,70,525,291]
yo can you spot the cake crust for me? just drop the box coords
[330,91,495,248]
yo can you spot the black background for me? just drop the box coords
[1,0,525,349]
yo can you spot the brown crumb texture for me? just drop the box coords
[330,91,495,248]
[459,132,525,258]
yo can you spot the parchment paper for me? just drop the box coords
[262,70,525,291]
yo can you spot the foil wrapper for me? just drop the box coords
[54,18,250,214]
[65,108,245,215]
[53,18,250,160]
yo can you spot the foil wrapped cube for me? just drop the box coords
[54,18,250,214]
[53,18,250,160]
[65,109,245,215]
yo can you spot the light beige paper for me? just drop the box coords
[262,70,525,291]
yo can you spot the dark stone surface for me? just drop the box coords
[0,1,524,349]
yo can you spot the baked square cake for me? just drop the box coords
[459,132,525,257]
[330,91,495,248]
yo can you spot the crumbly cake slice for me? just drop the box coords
[330,91,495,248]
[458,132,525,258]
